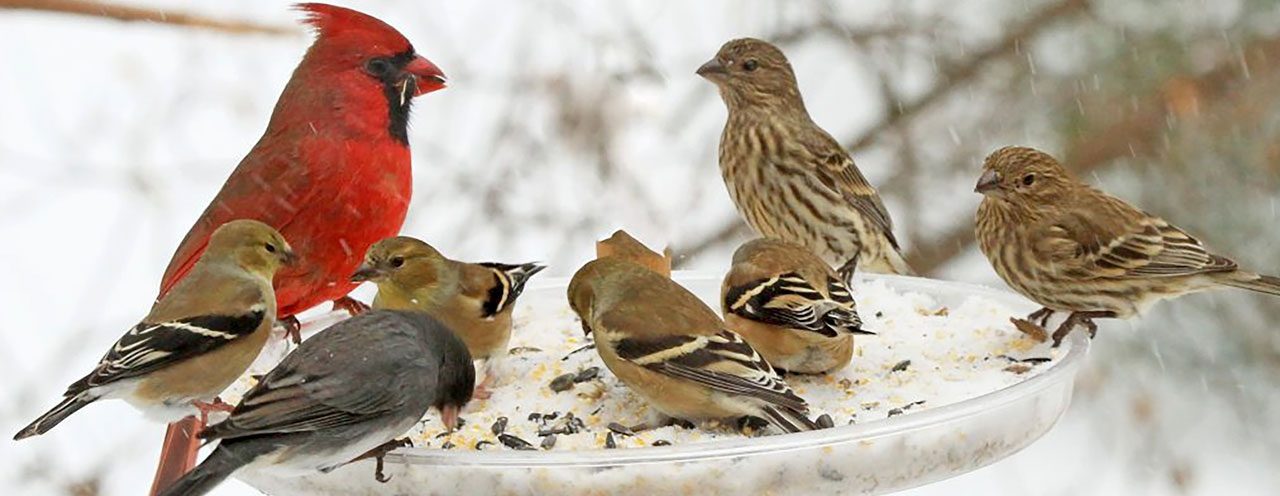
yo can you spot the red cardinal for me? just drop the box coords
[149,4,445,493]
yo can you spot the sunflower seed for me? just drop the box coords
[604,432,617,449]
[540,434,557,450]
[491,416,508,435]
[606,422,634,437]
[816,414,834,429]
[499,434,535,450]
[574,366,601,382]
[549,373,577,392]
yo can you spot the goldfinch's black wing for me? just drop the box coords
[65,307,267,395]
[475,262,547,318]
[724,273,865,337]
[202,312,434,441]
[614,330,807,412]
[824,278,869,335]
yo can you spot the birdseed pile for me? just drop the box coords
[246,276,1057,453]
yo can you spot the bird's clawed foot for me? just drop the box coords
[280,316,303,345]
[472,384,492,400]
[193,397,234,424]
[1051,311,1114,347]
[1027,307,1054,328]
[353,437,413,483]
[332,296,370,317]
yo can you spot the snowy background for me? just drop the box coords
[1,0,1278,494]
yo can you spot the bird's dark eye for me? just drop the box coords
[364,58,395,77]
[743,59,759,72]
[1021,174,1036,186]
[390,256,405,268]
[264,243,277,253]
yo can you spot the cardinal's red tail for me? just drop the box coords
[149,418,202,495]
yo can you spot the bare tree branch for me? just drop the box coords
[845,0,1091,151]
[0,0,294,35]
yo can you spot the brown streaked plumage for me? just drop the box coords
[699,38,912,278]
[353,236,544,391]
[15,220,293,440]
[568,256,818,433]
[975,146,1280,346]
[722,238,872,374]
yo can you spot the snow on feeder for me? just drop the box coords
[222,268,1087,496]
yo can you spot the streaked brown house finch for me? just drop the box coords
[698,38,912,278]
[975,146,1280,345]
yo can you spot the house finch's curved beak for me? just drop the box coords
[350,262,383,283]
[406,55,447,96]
[975,169,1001,194]
[697,58,728,79]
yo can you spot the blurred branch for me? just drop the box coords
[0,0,294,35]
[845,0,1090,152]
[674,0,1091,264]
[906,34,1280,275]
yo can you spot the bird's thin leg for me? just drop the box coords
[350,437,413,483]
[440,404,461,433]
[837,253,861,287]
[280,316,303,345]
[1027,307,1054,327]
[332,296,370,316]
[471,358,496,400]
[1052,311,1116,347]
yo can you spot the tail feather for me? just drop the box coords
[156,444,255,496]
[759,406,820,433]
[1219,273,1280,297]
[13,395,94,440]
[822,307,874,336]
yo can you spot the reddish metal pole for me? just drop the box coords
[148,417,203,495]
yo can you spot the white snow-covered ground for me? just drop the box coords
[1,1,1276,495]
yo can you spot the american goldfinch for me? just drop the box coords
[157,310,475,496]
[14,220,293,440]
[699,38,912,278]
[351,236,544,392]
[976,146,1280,346]
[568,257,818,433]
[722,238,872,374]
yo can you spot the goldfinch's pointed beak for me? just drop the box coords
[696,58,728,79]
[975,169,1001,194]
[282,249,299,266]
[350,262,382,283]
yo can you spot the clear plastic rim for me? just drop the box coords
[390,271,1090,468]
